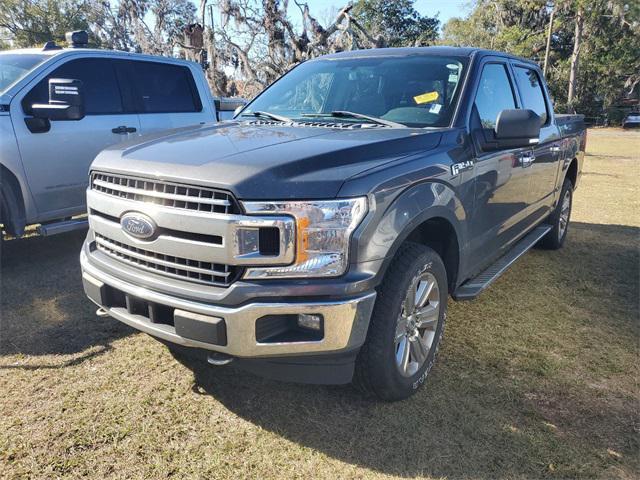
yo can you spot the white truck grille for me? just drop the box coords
[91,172,235,214]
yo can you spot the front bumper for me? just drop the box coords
[81,249,376,360]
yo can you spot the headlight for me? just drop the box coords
[241,197,368,278]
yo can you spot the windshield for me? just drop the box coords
[243,54,467,128]
[0,54,48,94]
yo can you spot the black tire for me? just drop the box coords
[538,178,573,250]
[0,200,5,258]
[354,242,448,401]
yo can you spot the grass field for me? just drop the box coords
[1,128,638,479]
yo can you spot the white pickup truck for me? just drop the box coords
[0,31,243,239]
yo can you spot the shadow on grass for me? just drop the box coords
[174,222,639,478]
[0,222,636,476]
[0,230,133,361]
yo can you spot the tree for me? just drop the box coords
[0,0,196,55]
[441,0,640,121]
[566,0,640,119]
[0,0,97,48]
[210,0,393,97]
[0,28,11,50]
[567,4,583,109]
[351,0,439,47]
[91,0,197,55]
[441,0,551,57]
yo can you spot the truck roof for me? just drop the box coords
[0,46,198,68]
[4,44,539,69]
[319,46,539,68]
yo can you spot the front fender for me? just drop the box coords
[352,180,468,280]
[1,115,30,235]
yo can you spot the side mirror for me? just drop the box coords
[494,109,540,149]
[32,78,85,121]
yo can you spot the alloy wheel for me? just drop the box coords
[559,188,571,240]
[394,271,440,377]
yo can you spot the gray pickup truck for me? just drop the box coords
[81,47,586,401]
[0,31,243,241]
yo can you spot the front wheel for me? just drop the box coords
[354,242,447,401]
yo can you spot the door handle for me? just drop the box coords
[520,152,535,168]
[112,126,137,134]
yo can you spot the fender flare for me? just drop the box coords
[0,165,27,236]
[356,181,467,284]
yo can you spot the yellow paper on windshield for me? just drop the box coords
[413,91,439,104]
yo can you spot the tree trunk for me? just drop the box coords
[543,6,555,76]
[567,6,583,111]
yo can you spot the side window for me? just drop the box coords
[22,58,123,115]
[131,62,201,113]
[514,66,548,125]
[474,63,516,129]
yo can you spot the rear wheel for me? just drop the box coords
[354,242,447,401]
[0,199,5,257]
[538,178,573,250]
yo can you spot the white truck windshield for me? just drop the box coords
[0,53,48,94]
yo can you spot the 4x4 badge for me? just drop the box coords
[451,160,474,176]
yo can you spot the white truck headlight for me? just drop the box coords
[242,197,368,278]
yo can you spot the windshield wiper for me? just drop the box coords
[241,111,293,123]
[301,111,407,128]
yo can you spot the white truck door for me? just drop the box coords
[122,60,212,134]
[12,57,141,217]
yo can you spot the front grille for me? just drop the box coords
[91,172,236,214]
[94,234,238,287]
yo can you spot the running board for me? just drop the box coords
[37,217,88,236]
[453,225,552,301]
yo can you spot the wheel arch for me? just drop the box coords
[0,164,27,236]
[403,216,460,292]
[368,199,463,292]
[565,157,578,189]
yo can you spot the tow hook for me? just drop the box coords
[207,352,234,366]
[96,307,109,318]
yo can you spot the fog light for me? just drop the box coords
[297,313,323,331]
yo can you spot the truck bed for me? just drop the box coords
[556,113,586,136]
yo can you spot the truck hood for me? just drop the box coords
[92,121,443,199]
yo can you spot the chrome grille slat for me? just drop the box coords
[92,179,231,207]
[91,172,234,214]
[95,234,236,287]
[95,236,230,277]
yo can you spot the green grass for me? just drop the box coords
[1,129,639,479]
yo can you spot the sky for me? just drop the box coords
[288,0,470,28]
[195,1,471,32]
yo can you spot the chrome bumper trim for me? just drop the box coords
[81,250,376,357]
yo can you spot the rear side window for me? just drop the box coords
[514,66,548,125]
[23,58,123,115]
[474,63,516,129]
[130,61,201,113]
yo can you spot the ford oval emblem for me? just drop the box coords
[120,212,157,240]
